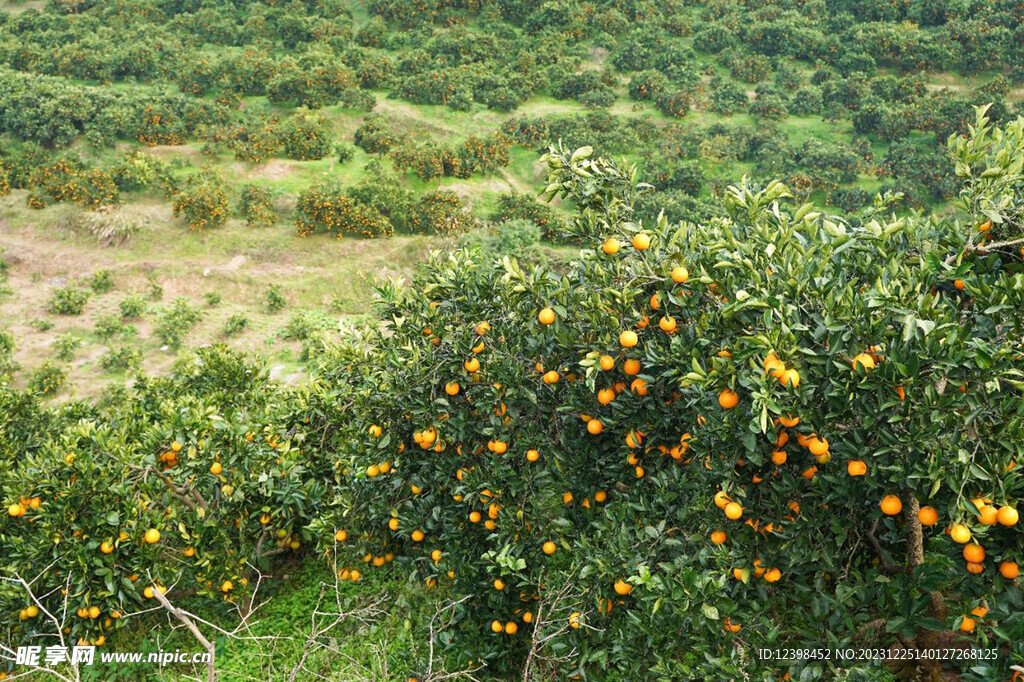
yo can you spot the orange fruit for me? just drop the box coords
[808,437,829,456]
[210,462,223,476]
[771,450,787,465]
[143,528,161,544]
[469,511,482,523]
[623,358,641,375]
[917,506,938,526]
[778,414,800,428]
[445,382,460,396]
[963,544,985,563]
[619,330,638,348]
[710,530,726,545]
[718,388,738,409]
[763,568,781,583]
[464,358,480,373]
[659,316,676,333]
[670,266,689,283]
[568,611,581,628]
[879,496,902,516]
[368,425,382,437]
[999,561,1019,579]
[490,620,503,633]
[997,506,1019,526]
[966,562,984,574]
[493,578,505,591]
[846,460,867,476]
[977,505,998,525]
[335,529,348,542]
[779,369,800,388]
[724,502,743,520]
[954,279,965,290]
[959,616,976,632]
[538,308,556,325]
[542,541,557,555]
[594,490,607,503]
[630,378,648,396]
[598,355,614,371]
[597,388,615,405]
[504,621,518,635]
[714,491,731,509]
[950,523,972,544]
[851,353,876,371]
[587,419,603,435]
[632,233,650,250]
[602,238,620,255]
[526,449,540,462]
[613,579,632,596]
[543,370,560,385]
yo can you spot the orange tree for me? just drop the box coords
[311,108,1024,679]
[1,348,318,648]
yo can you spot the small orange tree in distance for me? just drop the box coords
[315,107,1024,679]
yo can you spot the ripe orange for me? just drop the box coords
[917,506,938,526]
[100,541,114,555]
[143,528,161,544]
[771,450,787,465]
[619,330,638,348]
[808,437,829,456]
[431,549,442,562]
[963,543,985,563]
[538,308,556,325]
[630,378,648,396]
[602,238,620,255]
[335,529,348,542]
[522,611,533,623]
[490,620,503,633]
[526,449,540,462]
[778,414,800,428]
[613,579,632,595]
[569,611,581,629]
[469,511,482,523]
[670,266,689,283]
[966,562,984,574]
[623,358,641,375]
[368,425,382,437]
[475,321,490,336]
[763,568,781,583]
[954,279,966,290]
[210,462,223,476]
[543,370,560,385]
[504,621,518,635]
[597,388,615,405]
[724,502,743,520]
[632,233,650,250]
[851,353,876,371]
[977,505,998,525]
[587,419,604,435]
[598,355,614,371]
[879,496,902,516]
[562,492,574,505]
[779,369,801,388]
[718,388,739,409]
[659,316,677,333]
[649,293,660,310]
[221,580,233,593]
[950,523,972,544]
[997,506,1019,526]
[999,561,1019,579]
[542,541,557,555]
[493,578,505,591]
[846,460,867,476]
[464,358,480,373]
[367,465,381,478]
[714,491,731,509]
[710,530,726,545]
[959,616,976,632]
[445,382,460,396]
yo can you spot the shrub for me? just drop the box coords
[308,117,1024,678]
[458,219,541,259]
[28,361,66,396]
[99,345,141,373]
[335,143,356,164]
[120,294,146,320]
[280,310,333,341]
[172,171,229,231]
[489,192,565,240]
[223,314,249,336]
[203,292,222,307]
[90,269,115,294]
[345,163,414,232]
[47,285,90,316]
[94,314,136,341]
[279,109,333,161]
[265,285,286,314]
[51,334,80,362]
[354,114,401,155]
[147,275,164,301]
[409,191,473,236]
[238,185,277,228]
[295,182,394,239]
[154,298,202,349]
